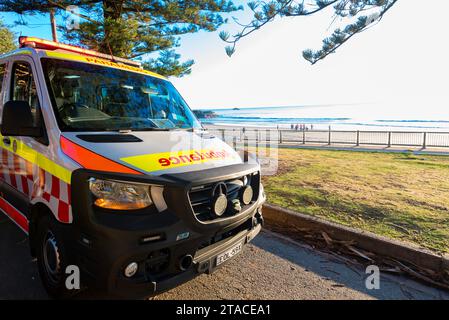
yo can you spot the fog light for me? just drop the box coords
[124,262,138,278]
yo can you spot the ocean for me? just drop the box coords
[198,105,449,132]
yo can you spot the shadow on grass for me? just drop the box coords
[266,187,448,253]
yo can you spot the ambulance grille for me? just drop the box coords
[188,172,260,222]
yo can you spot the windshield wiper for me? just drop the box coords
[134,128,172,131]
[101,127,169,132]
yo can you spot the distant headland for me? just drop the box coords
[193,110,218,119]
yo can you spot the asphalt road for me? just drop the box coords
[1,213,448,300]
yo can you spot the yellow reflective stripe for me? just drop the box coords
[0,135,72,184]
[35,152,72,184]
[45,51,81,62]
[45,51,167,80]
[121,149,238,173]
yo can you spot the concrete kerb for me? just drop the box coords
[262,203,449,288]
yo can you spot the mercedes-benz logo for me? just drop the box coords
[211,182,228,217]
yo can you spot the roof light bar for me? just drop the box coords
[19,36,141,68]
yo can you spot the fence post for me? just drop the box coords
[423,132,427,149]
[279,130,283,144]
[244,136,249,162]
[232,136,237,151]
[328,127,331,145]
[266,129,270,156]
[356,130,360,146]
[256,131,259,158]
[302,130,306,144]
[221,129,225,142]
[388,132,391,147]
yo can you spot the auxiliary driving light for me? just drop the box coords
[124,262,138,278]
[211,182,228,217]
[212,194,228,216]
[241,185,253,205]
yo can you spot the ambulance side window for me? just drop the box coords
[0,64,5,92]
[0,63,7,122]
[10,61,40,127]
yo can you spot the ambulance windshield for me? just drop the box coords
[41,58,202,131]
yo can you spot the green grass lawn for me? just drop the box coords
[262,148,449,254]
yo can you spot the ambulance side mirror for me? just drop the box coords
[1,101,42,137]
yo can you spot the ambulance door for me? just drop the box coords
[0,56,47,220]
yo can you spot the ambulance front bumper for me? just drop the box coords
[64,163,265,298]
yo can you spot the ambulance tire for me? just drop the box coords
[36,214,73,299]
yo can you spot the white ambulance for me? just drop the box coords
[0,37,265,298]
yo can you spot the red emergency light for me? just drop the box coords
[18,36,141,68]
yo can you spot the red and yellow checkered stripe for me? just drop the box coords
[0,135,73,229]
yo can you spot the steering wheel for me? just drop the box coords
[59,102,89,119]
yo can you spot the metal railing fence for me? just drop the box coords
[206,127,449,149]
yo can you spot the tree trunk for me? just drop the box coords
[50,9,58,42]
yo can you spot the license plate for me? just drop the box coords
[216,242,243,266]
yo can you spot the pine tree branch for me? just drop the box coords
[307,0,398,65]
[222,0,339,57]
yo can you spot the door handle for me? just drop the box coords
[3,137,11,146]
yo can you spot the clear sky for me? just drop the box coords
[1,0,448,118]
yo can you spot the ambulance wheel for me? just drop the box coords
[36,215,72,299]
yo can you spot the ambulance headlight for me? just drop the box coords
[89,178,154,210]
